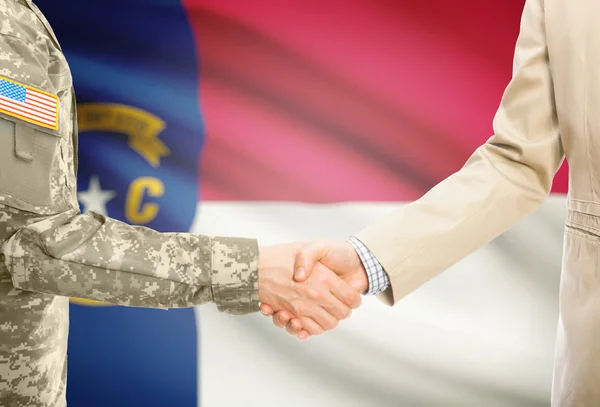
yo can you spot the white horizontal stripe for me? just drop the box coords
[0,94,56,115]
[26,97,56,111]
[0,97,55,121]
[24,96,57,113]
[0,100,55,126]
[0,104,54,126]
[194,197,567,407]
[27,90,56,104]
[0,100,56,123]
[6,96,56,117]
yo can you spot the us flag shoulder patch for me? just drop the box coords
[0,76,59,131]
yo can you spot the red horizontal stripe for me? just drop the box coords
[11,97,55,116]
[28,89,56,103]
[0,99,56,126]
[28,92,56,108]
[0,105,55,127]
[0,99,56,123]
[25,100,56,114]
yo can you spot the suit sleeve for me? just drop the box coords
[1,210,259,314]
[355,0,564,306]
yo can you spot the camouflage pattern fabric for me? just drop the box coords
[0,1,259,405]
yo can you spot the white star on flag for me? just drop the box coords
[78,175,116,216]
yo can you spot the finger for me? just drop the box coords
[285,319,311,340]
[328,274,362,309]
[297,330,310,341]
[306,305,339,332]
[272,310,292,328]
[285,318,304,336]
[294,240,330,282]
[310,266,358,317]
[296,317,325,336]
[260,303,274,316]
[320,294,353,321]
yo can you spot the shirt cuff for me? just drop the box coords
[347,236,390,295]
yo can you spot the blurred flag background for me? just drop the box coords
[34,0,565,406]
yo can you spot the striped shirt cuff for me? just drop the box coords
[347,237,390,295]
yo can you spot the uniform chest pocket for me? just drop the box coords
[0,115,66,212]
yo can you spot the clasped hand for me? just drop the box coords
[258,240,368,340]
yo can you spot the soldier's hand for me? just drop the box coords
[260,240,368,340]
[258,243,362,338]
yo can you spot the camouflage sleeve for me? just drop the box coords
[0,209,259,314]
[0,0,258,315]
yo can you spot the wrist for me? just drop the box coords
[257,246,270,304]
[256,244,297,307]
[211,237,259,315]
[354,262,369,294]
[343,241,369,293]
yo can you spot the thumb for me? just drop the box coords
[348,274,368,294]
[294,240,329,282]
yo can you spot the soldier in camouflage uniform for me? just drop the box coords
[0,1,361,406]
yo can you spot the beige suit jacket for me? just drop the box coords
[355,1,599,405]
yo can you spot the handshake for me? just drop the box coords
[257,239,370,341]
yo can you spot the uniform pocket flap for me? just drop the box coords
[14,122,34,161]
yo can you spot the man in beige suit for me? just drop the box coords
[260,0,595,405]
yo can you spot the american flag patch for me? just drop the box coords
[0,76,59,130]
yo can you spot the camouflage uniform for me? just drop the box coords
[0,1,259,405]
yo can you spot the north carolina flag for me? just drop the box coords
[35,0,562,406]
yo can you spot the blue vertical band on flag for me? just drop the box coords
[34,1,203,406]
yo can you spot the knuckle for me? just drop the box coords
[345,291,358,306]
[306,288,320,301]
[290,299,304,315]
[306,326,319,335]
[317,270,329,283]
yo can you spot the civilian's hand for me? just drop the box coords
[260,240,368,340]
